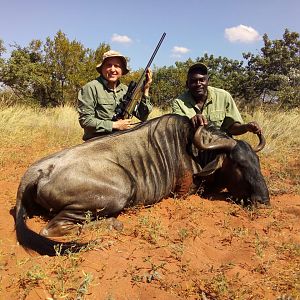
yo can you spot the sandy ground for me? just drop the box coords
[0,144,299,300]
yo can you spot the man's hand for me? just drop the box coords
[191,114,208,128]
[112,119,134,131]
[142,68,153,96]
[246,121,262,135]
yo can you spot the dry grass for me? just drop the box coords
[0,104,82,145]
[246,107,300,195]
[1,104,299,196]
[0,104,82,169]
[1,102,299,299]
[241,107,300,157]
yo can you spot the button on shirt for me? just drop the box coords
[172,86,243,132]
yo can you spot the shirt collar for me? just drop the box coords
[187,87,213,109]
[206,86,213,102]
[98,76,124,92]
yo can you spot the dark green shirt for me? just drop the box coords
[78,76,152,140]
[172,86,243,132]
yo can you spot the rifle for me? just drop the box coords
[112,32,166,121]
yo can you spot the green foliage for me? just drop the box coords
[0,39,5,70]
[243,29,300,107]
[150,55,248,108]
[197,54,247,99]
[1,40,46,103]
[151,65,186,108]
[0,29,299,109]
[43,30,91,106]
[0,31,110,107]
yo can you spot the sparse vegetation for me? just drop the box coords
[0,103,299,299]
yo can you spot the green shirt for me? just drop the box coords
[171,86,243,132]
[78,76,152,140]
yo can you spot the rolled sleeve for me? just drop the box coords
[171,92,197,118]
[134,95,153,121]
[171,99,184,115]
[221,93,244,130]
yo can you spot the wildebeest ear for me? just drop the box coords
[193,125,237,151]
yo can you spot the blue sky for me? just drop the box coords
[0,0,299,70]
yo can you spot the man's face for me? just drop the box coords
[186,72,209,100]
[101,57,124,84]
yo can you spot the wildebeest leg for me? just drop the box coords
[102,217,124,231]
[40,211,125,237]
[40,210,88,237]
[175,170,193,197]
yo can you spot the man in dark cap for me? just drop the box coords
[172,63,261,136]
[78,50,153,141]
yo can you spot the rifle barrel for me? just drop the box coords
[123,32,166,119]
[145,32,166,70]
[135,32,166,90]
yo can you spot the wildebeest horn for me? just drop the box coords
[193,126,237,151]
[253,133,266,152]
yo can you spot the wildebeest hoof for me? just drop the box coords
[105,218,124,231]
[256,202,271,208]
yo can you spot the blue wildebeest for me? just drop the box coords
[15,114,269,255]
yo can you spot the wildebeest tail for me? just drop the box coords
[15,186,87,256]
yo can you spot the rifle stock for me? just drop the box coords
[112,32,166,121]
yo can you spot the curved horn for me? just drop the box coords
[253,133,266,152]
[193,126,237,151]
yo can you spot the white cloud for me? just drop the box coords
[111,33,132,44]
[171,46,190,58]
[224,25,261,43]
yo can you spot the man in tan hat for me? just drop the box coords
[172,63,262,136]
[78,50,153,141]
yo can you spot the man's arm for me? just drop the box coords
[134,95,153,121]
[78,84,114,134]
[222,91,261,135]
[227,121,262,136]
[133,68,153,121]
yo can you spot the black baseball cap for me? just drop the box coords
[188,63,208,75]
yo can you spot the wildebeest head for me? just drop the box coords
[192,124,270,206]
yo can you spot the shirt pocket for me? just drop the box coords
[207,111,225,128]
[96,96,116,117]
[97,96,115,106]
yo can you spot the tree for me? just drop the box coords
[151,65,186,108]
[43,30,95,106]
[195,54,246,100]
[1,29,299,109]
[0,39,5,70]
[243,29,300,107]
[1,40,48,104]
[44,34,110,106]
[0,39,5,92]
[1,31,111,106]
[150,55,247,109]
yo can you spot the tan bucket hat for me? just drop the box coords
[96,50,130,75]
